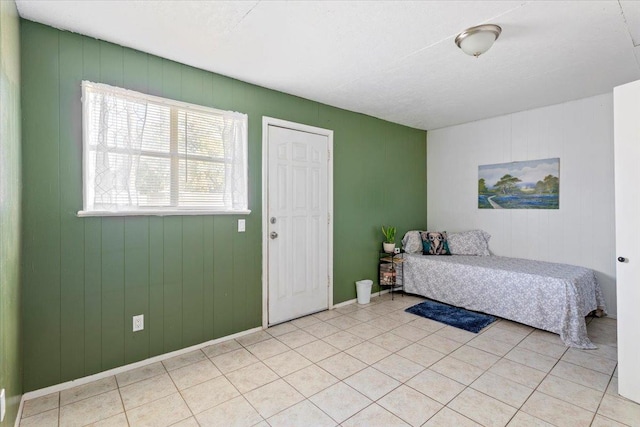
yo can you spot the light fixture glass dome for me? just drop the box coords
[455,24,502,57]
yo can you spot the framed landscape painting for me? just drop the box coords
[478,158,559,209]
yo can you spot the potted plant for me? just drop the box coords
[381,225,396,253]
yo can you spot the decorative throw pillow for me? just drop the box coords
[402,230,424,254]
[420,231,451,255]
[447,230,491,256]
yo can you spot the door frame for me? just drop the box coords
[261,116,334,328]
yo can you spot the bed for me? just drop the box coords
[401,231,607,349]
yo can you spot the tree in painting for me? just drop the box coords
[535,174,559,194]
[478,178,489,194]
[494,174,522,194]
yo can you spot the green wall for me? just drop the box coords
[0,1,21,425]
[21,20,427,392]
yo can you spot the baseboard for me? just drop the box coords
[332,297,357,308]
[332,289,391,308]
[18,325,263,412]
[17,289,402,424]
[13,395,24,427]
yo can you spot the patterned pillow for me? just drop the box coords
[402,230,424,254]
[447,230,491,256]
[420,231,452,255]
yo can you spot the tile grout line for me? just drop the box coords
[591,375,616,427]
[445,325,539,426]
[425,318,594,426]
[513,326,617,426]
[369,298,492,425]
[349,299,470,425]
[195,333,303,424]
[20,296,625,427]
[115,387,130,427]
[163,351,199,425]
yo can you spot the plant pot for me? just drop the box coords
[383,242,395,253]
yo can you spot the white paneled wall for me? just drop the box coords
[427,94,617,316]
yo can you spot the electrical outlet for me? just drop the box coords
[1,388,6,422]
[133,314,144,332]
[238,219,245,232]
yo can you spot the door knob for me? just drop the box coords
[618,257,627,263]
[270,231,278,239]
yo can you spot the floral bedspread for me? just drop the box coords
[403,254,606,348]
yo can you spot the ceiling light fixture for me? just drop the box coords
[455,24,502,58]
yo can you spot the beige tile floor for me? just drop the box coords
[20,293,639,427]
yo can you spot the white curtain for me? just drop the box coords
[224,112,248,211]
[81,81,249,214]
[90,91,148,211]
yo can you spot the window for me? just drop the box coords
[78,81,249,216]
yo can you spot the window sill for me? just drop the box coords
[77,209,251,217]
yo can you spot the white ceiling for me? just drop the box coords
[16,0,640,130]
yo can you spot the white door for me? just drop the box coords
[614,79,640,404]
[266,125,330,325]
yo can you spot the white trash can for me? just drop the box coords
[355,279,373,304]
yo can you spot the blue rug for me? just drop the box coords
[405,299,496,333]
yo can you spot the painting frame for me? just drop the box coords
[478,158,560,209]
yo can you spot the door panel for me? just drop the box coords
[614,79,640,404]
[267,125,329,325]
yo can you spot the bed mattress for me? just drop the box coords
[403,254,606,348]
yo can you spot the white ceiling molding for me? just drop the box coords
[16,0,640,130]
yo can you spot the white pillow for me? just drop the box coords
[447,230,491,256]
[402,230,424,253]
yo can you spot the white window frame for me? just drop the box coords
[78,81,250,217]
